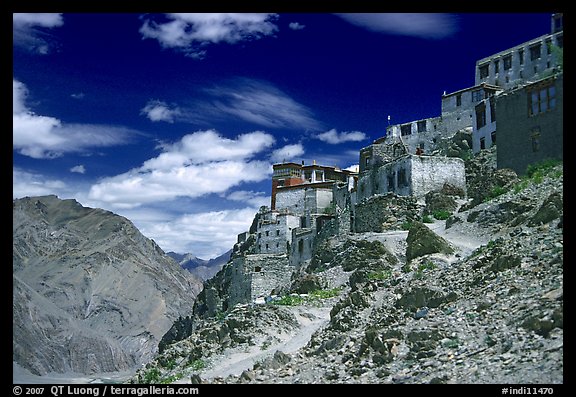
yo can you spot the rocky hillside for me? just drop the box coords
[132,152,562,384]
[13,195,203,377]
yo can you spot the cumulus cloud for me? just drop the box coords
[289,22,305,30]
[70,165,86,174]
[140,13,278,58]
[13,168,68,199]
[270,143,305,163]
[226,190,270,208]
[315,129,367,144]
[344,164,360,173]
[88,130,275,208]
[335,13,458,39]
[136,207,260,259]
[13,79,133,159]
[13,13,63,54]
[141,100,181,123]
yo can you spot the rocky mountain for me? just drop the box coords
[167,250,232,281]
[13,195,203,378]
[131,148,563,384]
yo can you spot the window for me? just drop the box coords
[519,49,524,65]
[276,230,280,236]
[472,89,484,102]
[456,94,462,107]
[364,156,371,168]
[503,55,512,70]
[265,244,269,250]
[546,38,552,55]
[531,128,540,152]
[258,232,261,238]
[265,231,269,237]
[277,180,285,187]
[479,63,489,79]
[489,97,496,122]
[476,104,486,129]
[254,266,262,272]
[494,59,499,74]
[401,124,412,136]
[398,169,408,187]
[491,131,496,145]
[417,120,427,133]
[480,137,486,150]
[529,82,556,116]
[530,44,541,61]
[298,239,304,253]
[276,242,279,248]
[387,174,394,190]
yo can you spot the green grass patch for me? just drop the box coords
[401,221,413,230]
[422,214,434,223]
[188,359,206,371]
[271,287,342,306]
[432,210,451,220]
[367,269,392,281]
[483,186,508,202]
[442,338,460,349]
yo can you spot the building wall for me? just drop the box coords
[472,96,498,153]
[289,228,315,268]
[255,213,300,254]
[275,188,306,215]
[249,254,292,300]
[386,116,443,155]
[358,154,466,201]
[475,31,563,90]
[496,74,563,175]
[410,155,467,197]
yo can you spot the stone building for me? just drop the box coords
[471,13,563,154]
[386,83,501,155]
[357,134,466,202]
[475,13,563,91]
[495,72,563,175]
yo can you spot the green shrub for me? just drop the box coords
[271,295,306,306]
[141,368,162,383]
[310,287,342,299]
[432,210,451,220]
[484,186,508,202]
[422,214,434,223]
[367,269,392,280]
[401,221,413,230]
[188,359,206,371]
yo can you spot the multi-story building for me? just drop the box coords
[495,72,563,175]
[472,13,563,153]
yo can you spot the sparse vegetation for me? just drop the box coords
[512,159,562,193]
[188,359,206,371]
[483,186,508,202]
[422,214,434,223]
[141,368,162,383]
[414,261,437,279]
[432,210,451,220]
[367,269,392,281]
[271,287,342,306]
[401,220,414,230]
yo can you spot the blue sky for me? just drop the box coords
[13,13,553,259]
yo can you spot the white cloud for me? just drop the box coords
[140,13,278,58]
[226,190,270,209]
[70,165,86,174]
[141,100,181,123]
[289,22,305,30]
[13,13,63,54]
[270,143,305,163]
[13,168,68,199]
[88,130,275,208]
[205,79,322,130]
[335,13,458,39]
[71,92,85,100]
[13,79,133,159]
[136,207,259,259]
[344,164,359,173]
[316,129,367,144]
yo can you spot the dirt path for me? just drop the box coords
[193,306,331,381]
